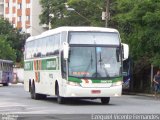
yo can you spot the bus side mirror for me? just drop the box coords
[63,42,69,59]
[122,43,129,61]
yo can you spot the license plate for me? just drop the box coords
[91,90,101,94]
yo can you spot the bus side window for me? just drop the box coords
[4,63,5,71]
[30,41,34,59]
[53,34,60,56]
[49,35,55,56]
[41,38,46,57]
[6,63,7,71]
[61,31,67,44]
[1,63,3,71]
[33,42,37,58]
[37,38,42,58]
[26,42,29,59]
[46,36,51,56]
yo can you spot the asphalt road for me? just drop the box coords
[0,84,160,120]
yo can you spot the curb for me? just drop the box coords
[123,92,155,97]
[134,93,155,97]
[9,83,24,86]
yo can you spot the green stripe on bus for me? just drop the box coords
[24,58,59,71]
[24,61,33,71]
[42,58,58,70]
[68,77,122,83]
[112,77,123,83]
[68,77,82,83]
[92,77,122,83]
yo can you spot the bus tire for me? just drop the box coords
[101,97,110,104]
[40,94,47,99]
[3,83,8,86]
[56,85,65,104]
[29,80,31,92]
[30,82,41,100]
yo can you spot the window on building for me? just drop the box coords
[26,3,30,8]
[12,7,16,13]
[18,16,22,22]
[18,3,22,9]
[7,3,9,8]
[13,24,16,28]
[26,16,30,21]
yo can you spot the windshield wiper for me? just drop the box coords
[98,51,110,77]
[99,52,102,68]
[116,48,120,62]
[91,52,93,68]
[83,52,93,78]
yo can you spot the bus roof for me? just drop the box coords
[0,59,13,63]
[26,26,119,42]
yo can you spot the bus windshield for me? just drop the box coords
[68,46,122,79]
[69,32,120,45]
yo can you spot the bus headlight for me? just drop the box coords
[112,81,122,86]
[67,81,80,86]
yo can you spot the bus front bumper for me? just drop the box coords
[63,85,122,98]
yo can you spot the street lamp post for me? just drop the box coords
[47,0,50,30]
[102,0,110,27]
[105,0,110,27]
[66,7,90,23]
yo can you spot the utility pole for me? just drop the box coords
[150,64,153,93]
[105,0,110,27]
[47,0,50,30]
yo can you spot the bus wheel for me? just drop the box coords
[40,94,47,99]
[30,82,40,100]
[56,85,65,104]
[101,97,110,104]
[3,83,8,86]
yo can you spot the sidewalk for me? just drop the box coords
[133,93,155,97]
[123,92,155,98]
[9,83,24,86]
[0,83,23,87]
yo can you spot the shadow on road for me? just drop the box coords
[39,97,115,106]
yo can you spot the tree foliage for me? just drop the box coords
[39,0,105,28]
[0,36,16,61]
[110,0,160,92]
[0,19,28,63]
[110,0,160,67]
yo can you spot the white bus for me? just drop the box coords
[0,59,13,86]
[24,26,129,104]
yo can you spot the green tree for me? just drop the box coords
[0,19,28,63]
[110,0,160,92]
[39,0,105,28]
[0,36,16,61]
[39,0,67,28]
[111,0,160,65]
[66,0,105,26]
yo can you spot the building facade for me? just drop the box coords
[0,0,4,18]
[4,0,45,36]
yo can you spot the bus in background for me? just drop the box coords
[0,59,13,86]
[122,57,131,91]
[24,26,129,104]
